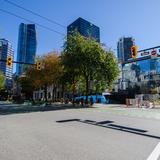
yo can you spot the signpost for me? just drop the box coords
[141,51,150,56]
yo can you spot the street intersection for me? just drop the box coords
[0,103,160,160]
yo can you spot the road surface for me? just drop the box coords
[0,103,160,160]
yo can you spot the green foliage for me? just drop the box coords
[18,76,33,99]
[0,72,5,90]
[62,32,119,101]
[18,33,119,102]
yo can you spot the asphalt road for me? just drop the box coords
[0,104,160,160]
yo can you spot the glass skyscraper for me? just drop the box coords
[67,17,100,42]
[0,39,14,89]
[117,37,135,62]
[16,23,37,76]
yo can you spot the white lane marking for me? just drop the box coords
[147,142,160,160]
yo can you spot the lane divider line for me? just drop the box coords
[147,142,160,160]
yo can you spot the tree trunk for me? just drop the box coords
[62,84,65,99]
[85,77,89,105]
[52,84,55,102]
[72,82,76,106]
[44,84,48,102]
[96,84,98,102]
[54,86,57,101]
[52,88,54,102]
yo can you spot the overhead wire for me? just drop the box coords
[0,8,65,37]
[4,0,66,29]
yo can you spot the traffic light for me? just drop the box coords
[6,57,13,67]
[36,62,41,70]
[131,45,138,58]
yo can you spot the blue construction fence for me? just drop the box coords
[75,95,109,104]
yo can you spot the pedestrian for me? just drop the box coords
[81,97,84,106]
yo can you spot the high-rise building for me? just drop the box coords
[0,38,14,88]
[67,17,100,42]
[16,23,37,76]
[117,37,135,62]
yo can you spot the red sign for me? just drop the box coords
[151,50,157,58]
[151,50,157,55]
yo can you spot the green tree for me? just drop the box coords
[0,72,5,90]
[62,33,83,99]
[18,75,34,100]
[62,32,119,103]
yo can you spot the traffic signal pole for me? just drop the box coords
[130,45,160,59]
[0,59,35,65]
[0,58,43,71]
[137,45,160,53]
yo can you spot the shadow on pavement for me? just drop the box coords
[56,118,160,140]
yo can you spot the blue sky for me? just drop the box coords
[1,0,160,60]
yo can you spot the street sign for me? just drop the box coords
[141,51,150,56]
[151,50,157,58]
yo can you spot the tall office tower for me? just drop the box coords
[0,39,14,88]
[117,37,135,63]
[16,23,37,76]
[67,17,100,42]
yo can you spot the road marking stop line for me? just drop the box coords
[147,142,160,160]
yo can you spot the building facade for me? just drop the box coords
[0,39,14,89]
[33,84,63,101]
[115,47,160,94]
[122,56,160,92]
[67,17,100,42]
[16,23,37,76]
[117,37,135,63]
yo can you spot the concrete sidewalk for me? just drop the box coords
[87,103,160,120]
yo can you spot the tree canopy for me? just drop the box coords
[18,33,119,103]
[0,72,5,90]
[62,32,119,102]
[19,52,63,101]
